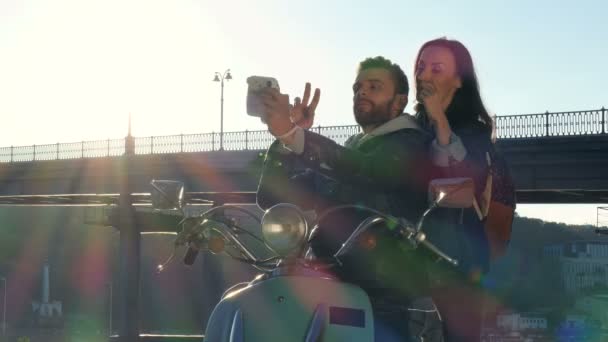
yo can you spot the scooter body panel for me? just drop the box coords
[204,275,374,342]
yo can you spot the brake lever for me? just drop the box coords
[183,247,199,266]
[397,220,459,267]
[419,239,459,267]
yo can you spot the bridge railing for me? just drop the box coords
[0,107,605,163]
[495,108,606,138]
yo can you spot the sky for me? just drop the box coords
[0,0,606,225]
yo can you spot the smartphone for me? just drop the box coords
[246,76,280,117]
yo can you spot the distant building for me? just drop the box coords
[483,311,551,342]
[497,312,548,331]
[559,314,587,330]
[575,294,608,329]
[544,244,563,257]
[543,241,608,293]
[555,314,605,341]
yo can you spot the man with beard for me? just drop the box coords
[258,56,430,222]
[256,57,443,341]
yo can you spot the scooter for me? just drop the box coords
[150,177,475,341]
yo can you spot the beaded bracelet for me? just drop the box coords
[274,125,299,140]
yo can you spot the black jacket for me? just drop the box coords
[256,115,435,298]
[257,115,432,223]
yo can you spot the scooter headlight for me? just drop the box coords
[261,204,308,257]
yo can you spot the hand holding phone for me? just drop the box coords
[246,76,280,117]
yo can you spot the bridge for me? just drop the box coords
[1,107,607,341]
[1,107,607,203]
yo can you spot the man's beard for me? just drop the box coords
[353,97,396,127]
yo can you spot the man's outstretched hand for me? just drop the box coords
[260,83,321,143]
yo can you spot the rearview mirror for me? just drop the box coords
[428,178,475,209]
[150,180,185,210]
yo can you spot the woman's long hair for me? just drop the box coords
[414,38,493,132]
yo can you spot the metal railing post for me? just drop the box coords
[150,136,154,154]
[491,114,498,142]
[245,130,249,150]
[56,142,59,160]
[180,134,184,153]
[82,141,85,158]
[107,139,111,157]
[602,107,606,134]
[33,145,36,161]
[10,146,13,163]
[545,111,550,137]
[212,132,215,151]
[117,140,140,341]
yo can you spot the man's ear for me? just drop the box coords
[392,94,408,114]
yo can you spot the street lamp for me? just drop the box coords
[1,276,6,336]
[213,69,232,151]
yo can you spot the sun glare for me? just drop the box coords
[0,0,235,146]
